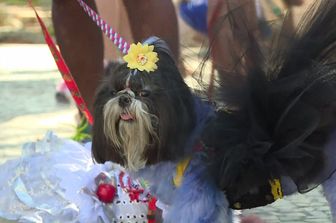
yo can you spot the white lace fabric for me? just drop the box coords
[0,131,148,223]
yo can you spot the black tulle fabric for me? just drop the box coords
[203,0,336,199]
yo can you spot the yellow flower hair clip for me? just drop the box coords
[123,42,159,73]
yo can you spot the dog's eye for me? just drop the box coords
[139,90,150,97]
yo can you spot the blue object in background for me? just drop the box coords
[179,0,208,34]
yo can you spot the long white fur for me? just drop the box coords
[103,96,158,171]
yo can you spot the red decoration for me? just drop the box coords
[147,197,157,223]
[128,188,145,202]
[96,184,117,203]
[28,0,94,124]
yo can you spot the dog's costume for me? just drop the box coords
[91,1,336,222]
[203,0,336,210]
[0,132,152,222]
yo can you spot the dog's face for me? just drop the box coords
[92,48,196,171]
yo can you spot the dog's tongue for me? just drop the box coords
[120,113,134,121]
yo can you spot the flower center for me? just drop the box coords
[136,53,148,66]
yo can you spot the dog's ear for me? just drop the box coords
[92,83,124,165]
[140,38,197,161]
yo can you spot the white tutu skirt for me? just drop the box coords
[0,132,149,223]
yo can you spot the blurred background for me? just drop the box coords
[0,0,333,222]
[0,0,76,165]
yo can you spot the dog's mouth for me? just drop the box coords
[120,112,135,121]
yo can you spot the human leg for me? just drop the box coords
[52,0,104,112]
[123,0,180,60]
[207,0,258,73]
[96,0,133,61]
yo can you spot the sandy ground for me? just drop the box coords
[0,44,77,164]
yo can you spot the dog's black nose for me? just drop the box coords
[118,95,132,107]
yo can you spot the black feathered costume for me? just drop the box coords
[203,0,336,209]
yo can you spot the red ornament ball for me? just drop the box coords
[96,183,116,203]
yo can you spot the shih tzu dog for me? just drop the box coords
[92,37,225,223]
[91,1,336,222]
[92,37,197,171]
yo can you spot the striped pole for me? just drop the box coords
[76,0,130,54]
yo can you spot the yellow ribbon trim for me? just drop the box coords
[269,179,283,200]
[173,157,191,187]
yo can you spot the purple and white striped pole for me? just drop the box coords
[77,0,130,54]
